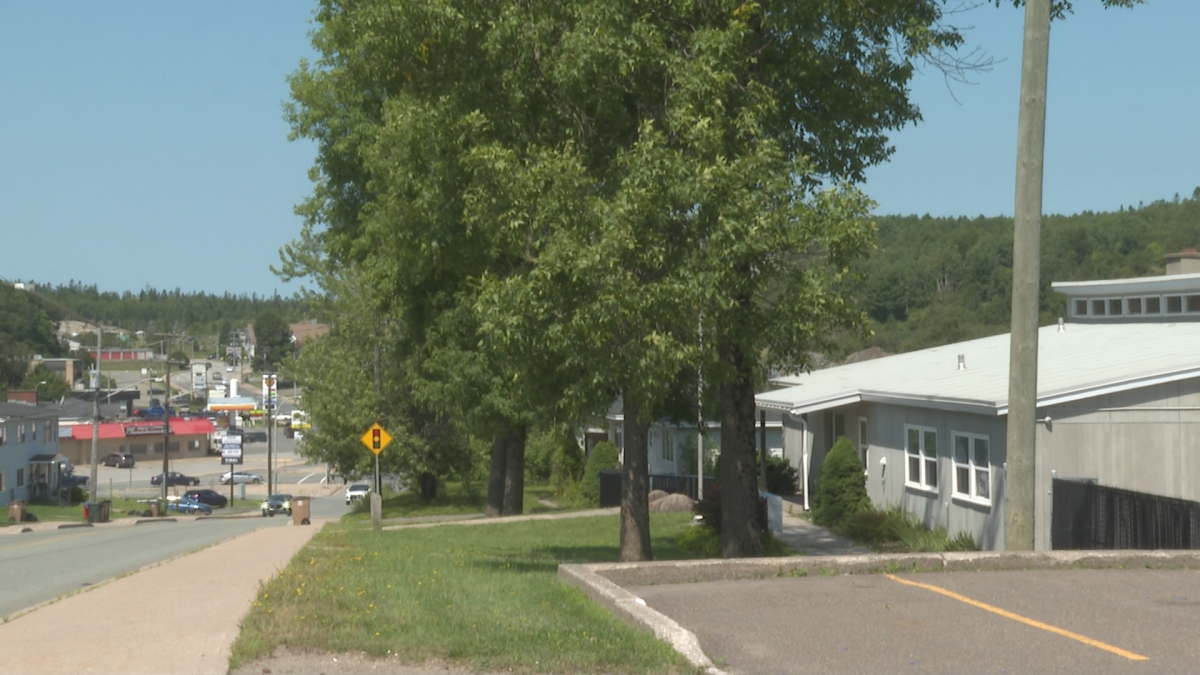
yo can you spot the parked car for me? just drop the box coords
[345,483,371,505]
[220,471,263,485]
[61,474,89,488]
[242,430,268,443]
[261,493,293,517]
[150,472,200,487]
[166,496,212,515]
[102,452,135,468]
[226,365,234,372]
[184,489,228,508]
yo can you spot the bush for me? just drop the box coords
[840,505,978,552]
[677,523,789,558]
[579,441,619,507]
[810,436,869,529]
[757,454,800,495]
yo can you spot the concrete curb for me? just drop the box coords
[560,549,1200,672]
[557,564,726,675]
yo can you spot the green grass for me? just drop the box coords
[341,481,571,522]
[231,512,702,673]
[4,497,262,525]
[837,505,978,552]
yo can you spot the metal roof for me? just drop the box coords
[758,321,1200,417]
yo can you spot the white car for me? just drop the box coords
[345,483,371,505]
[220,471,263,485]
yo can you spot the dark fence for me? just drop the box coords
[598,471,717,508]
[1052,478,1200,550]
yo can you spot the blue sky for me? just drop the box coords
[2,2,1196,297]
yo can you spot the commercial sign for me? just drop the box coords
[191,363,207,394]
[124,422,165,436]
[262,373,278,410]
[221,434,243,465]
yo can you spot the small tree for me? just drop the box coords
[579,441,619,507]
[811,437,870,529]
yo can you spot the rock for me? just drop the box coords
[649,493,696,512]
[648,489,670,503]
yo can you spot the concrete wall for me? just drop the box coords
[1034,378,1200,550]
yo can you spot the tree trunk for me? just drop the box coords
[417,472,438,502]
[719,339,764,558]
[501,423,527,516]
[485,424,508,517]
[619,393,653,561]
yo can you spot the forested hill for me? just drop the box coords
[839,189,1200,357]
[15,281,304,339]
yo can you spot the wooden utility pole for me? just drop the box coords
[1006,0,1051,551]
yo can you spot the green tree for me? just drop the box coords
[18,365,72,402]
[253,310,293,372]
[811,437,870,529]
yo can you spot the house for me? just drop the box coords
[756,260,1200,551]
[0,402,66,507]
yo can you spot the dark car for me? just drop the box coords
[184,489,228,508]
[242,431,268,444]
[102,452,135,468]
[61,474,89,488]
[166,496,212,515]
[150,471,200,487]
[261,493,293,517]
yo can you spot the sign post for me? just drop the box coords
[221,433,243,504]
[360,423,392,531]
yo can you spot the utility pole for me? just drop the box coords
[1005,0,1051,551]
[88,325,101,521]
[161,335,172,503]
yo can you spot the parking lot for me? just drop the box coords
[628,567,1200,674]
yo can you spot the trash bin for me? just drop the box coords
[98,500,111,523]
[149,501,160,517]
[291,497,311,525]
[8,500,27,523]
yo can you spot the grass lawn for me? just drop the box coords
[231,511,703,673]
[341,481,569,523]
[3,497,263,525]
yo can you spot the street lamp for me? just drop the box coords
[34,380,47,403]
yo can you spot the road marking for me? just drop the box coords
[884,574,1148,661]
[4,528,105,550]
[298,472,317,484]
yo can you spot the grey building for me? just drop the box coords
[0,402,65,506]
[757,265,1200,551]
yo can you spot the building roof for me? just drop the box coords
[289,321,330,346]
[66,417,216,440]
[0,402,60,422]
[758,321,1200,417]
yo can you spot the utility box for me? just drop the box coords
[291,497,311,525]
[8,500,27,523]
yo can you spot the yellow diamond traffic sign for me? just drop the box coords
[361,422,392,456]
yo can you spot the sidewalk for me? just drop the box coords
[775,498,871,556]
[0,520,324,675]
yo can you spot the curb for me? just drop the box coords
[560,549,1200,672]
[135,518,178,525]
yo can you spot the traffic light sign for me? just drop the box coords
[360,423,392,455]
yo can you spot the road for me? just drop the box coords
[1,495,350,620]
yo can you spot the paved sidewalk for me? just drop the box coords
[0,520,324,675]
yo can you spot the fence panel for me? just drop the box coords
[1052,478,1200,550]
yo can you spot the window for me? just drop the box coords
[1146,296,1161,313]
[662,431,674,461]
[1074,299,1087,316]
[858,418,869,474]
[905,425,938,491]
[1127,297,1142,314]
[1091,299,1106,316]
[17,468,24,488]
[31,423,37,441]
[952,433,991,505]
[1166,296,1183,314]
[19,424,26,443]
[0,425,6,445]
[0,472,5,491]
[1188,295,1200,313]
[1108,299,1122,316]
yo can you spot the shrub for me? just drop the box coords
[840,505,978,552]
[578,441,619,507]
[810,436,869,529]
[677,523,789,558]
[757,454,800,495]
[550,436,585,495]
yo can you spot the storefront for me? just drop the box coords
[59,418,217,466]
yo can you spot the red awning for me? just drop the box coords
[169,418,217,435]
[69,423,126,440]
[67,418,216,440]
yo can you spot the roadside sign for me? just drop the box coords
[360,423,392,455]
[221,435,244,465]
[261,373,278,410]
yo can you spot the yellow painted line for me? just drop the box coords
[5,528,105,550]
[885,574,1148,661]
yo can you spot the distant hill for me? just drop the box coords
[833,189,1200,358]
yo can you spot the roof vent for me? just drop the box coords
[957,354,966,371]
[1058,317,1065,332]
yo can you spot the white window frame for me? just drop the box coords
[858,417,869,476]
[662,430,674,462]
[904,424,938,492]
[951,432,991,507]
[31,422,37,441]
[19,423,26,443]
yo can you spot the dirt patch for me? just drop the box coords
[230,645,499,675]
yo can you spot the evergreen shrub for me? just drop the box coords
[579,441,619,507]
[810,436,869,528]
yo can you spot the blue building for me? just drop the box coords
[0,402,64,507]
